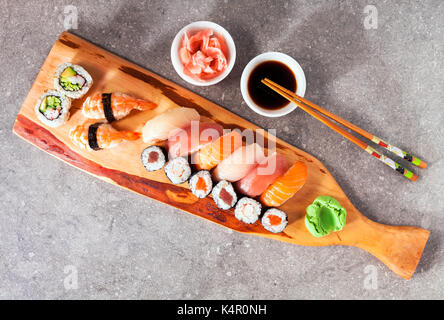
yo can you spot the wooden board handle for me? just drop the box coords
[348,217,429,279]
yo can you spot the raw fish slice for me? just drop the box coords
[168,121,224,158]
[82,92,157,121]
[194,130,243,170]
[260,161,307,207]
[142,107,200,144]
[236,153,289,197]
[213,143,265,182]
[69,123,140,151]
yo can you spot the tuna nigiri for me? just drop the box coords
[69,123,140,151]
[142,107,200,144]
[213,143,265,182]
[260,161,307,207]
[168,121,223,158]
[236,153,289,197]
[82,92,157,122]
[194,130,243,170]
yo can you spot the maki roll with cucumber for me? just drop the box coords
[188,170,213,198]
[141,146,167,172]
[234,197,262,224]
[212,180,237,210]
[54,63,93,99]
[164,157,192,185]
[34,90,71,127]
[261,208,288,233]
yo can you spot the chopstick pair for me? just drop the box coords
[262,78,427,181]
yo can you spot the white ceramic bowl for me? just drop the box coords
[171,21,236,86]
[240,52,306,117]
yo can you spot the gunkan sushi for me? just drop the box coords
[261,208,288,233]
[212,180,237,210]
[54,63,92,99]
[69,122,140,151]
[34,90,71,127]
[189,170,213,198]
[141,146,167,172]
[164,157,192,184]
[234,197,262,224]
[82,92,157,122]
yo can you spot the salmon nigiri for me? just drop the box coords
[167,121,223,158]
[213,143,265,182]
[142,107,200,144]
[236,153,289,197]
[260,161,307,207]
[69,123,140,151]
[194,130,243,170]
[82,92,157,122]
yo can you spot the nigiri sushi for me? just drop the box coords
[194,130,243,170]
[82,92,157,122]
[142,107,200,144]
[260,161,307,207]
[236,152,289,197]
[69,122,140,151]
[213,143,265,182]
[168,121,223,158]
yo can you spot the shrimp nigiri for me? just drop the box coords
[142,107,200,144]
[69,123,140,151]
[236,153,289,197]
[213,143,265,182]
[260,161,307,207]
[82,92,157,122]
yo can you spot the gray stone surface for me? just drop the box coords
[1,0,443,299]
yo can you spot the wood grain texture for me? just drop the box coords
[13,32,429,279]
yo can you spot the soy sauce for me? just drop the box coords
[247,61,297,110]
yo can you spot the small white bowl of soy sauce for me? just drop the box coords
[240,52,306,117]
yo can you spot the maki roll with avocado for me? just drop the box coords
[141,146,167,172]
[54,63,93,99]
[188,170,213,198]
[164,157,192,185]
[234,197,261,224]
[261,208,288,233]
[34,90,71,127]
[212,180,237,210]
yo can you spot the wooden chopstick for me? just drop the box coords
[262,78,420,181]
[263,78,427,170]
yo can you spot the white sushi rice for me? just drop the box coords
[261,208,288,233]
[189,170,213,198]
[34,90,71,128]
[54,63,93,99]
[141,146,166,172]
[164,157,191,184]
[212,180,237,210]
[234,197,262,224]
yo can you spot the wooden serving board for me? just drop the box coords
[13,32,429,279]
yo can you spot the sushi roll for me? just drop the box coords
[34,90,71,127]
[164,156,192,184]
[141,146,167,172]
[188,170,213,198]
[54,63,93,99]
[261,208,288,233]
[234,197,262,224]
[212,180,237,210]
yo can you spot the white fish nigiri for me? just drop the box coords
[142,107,200,144]
[213,143,265,182]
